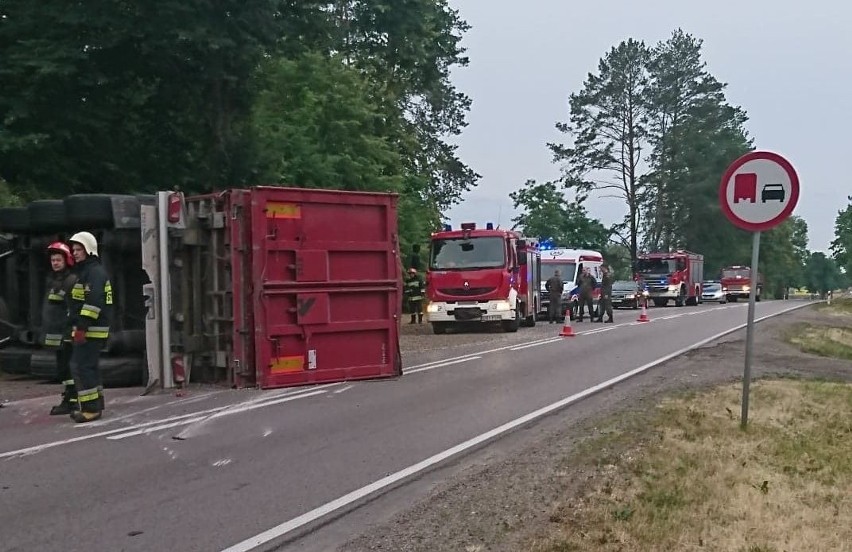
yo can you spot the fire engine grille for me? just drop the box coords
[438,287,496,297]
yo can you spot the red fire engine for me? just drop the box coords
[635,250,704,307]
[425,222,541,334]
[720,265,763,302]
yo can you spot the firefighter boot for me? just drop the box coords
[49,384,78,416]
[71,410,102,423]
[417,313,423,324]
[410,314,417,324]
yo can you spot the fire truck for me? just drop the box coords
[537,244,603,320]
[720,265,763,302]
[635,250,704,307]
[425,222,541,334]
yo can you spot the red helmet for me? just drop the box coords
[47,241,74,267]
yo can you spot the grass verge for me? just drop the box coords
[787,323,852,361]
[532,379,852,552]
[816,297,852,316]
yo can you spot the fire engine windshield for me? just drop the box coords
[430,237,505,270]
[541,263,576,284]
[722,268,750,279]
[637,258,685,274]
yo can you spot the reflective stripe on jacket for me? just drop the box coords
[41,270,78,347]
[69,257,113,340]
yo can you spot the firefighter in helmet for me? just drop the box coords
[404,268,425,324]
[43,241,79,415]
[67,231,113,423]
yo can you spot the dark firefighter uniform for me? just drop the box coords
[68,232,113,422]
[404,268,425,324]
[596,268,614,323]
[577,270,596,322]
[43,242,79,415]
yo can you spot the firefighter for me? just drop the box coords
[67,231,112,423]
[596,265,614,323]
[404,268,425,324]
[544,269,564,324]
[577,267,596,322]
[43,241,79,415]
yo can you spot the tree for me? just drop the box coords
[760,216,809,297]
[804,252,843,296]
[509,179,610,251]
[549,39,650,262]
[641,29,752,254]
[830,196,852,274]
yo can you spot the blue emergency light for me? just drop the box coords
[486,222,494,230]
[538,237,556,250]
[442,224,452,231]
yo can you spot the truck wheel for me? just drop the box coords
[0,207,31,233]
[502,308,520,333]
[432,322,448,335]
[63,194,143,230]
[27,200,69,233]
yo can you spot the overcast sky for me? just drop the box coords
[445,0,850,253]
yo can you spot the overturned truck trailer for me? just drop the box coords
[142,187,403,390]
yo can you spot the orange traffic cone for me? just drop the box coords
[559,315,576,337]
[637,299,650,323]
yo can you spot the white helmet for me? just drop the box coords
[69,231,99,257]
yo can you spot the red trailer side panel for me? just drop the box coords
[248,187,401,389]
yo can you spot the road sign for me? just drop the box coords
[718,150,800,428]
[719,151,800,232]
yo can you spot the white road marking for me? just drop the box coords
[218,301,811,552]
[1,388,332,458]
[509,338,562,350]
[333,385,354,394]
[109,389,328,441]
[405,356,482,375]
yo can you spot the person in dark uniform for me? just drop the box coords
[404,268,425,324]
[42,241,79,415]
[596,265,614,323]
[545,269,565,323]
[67,231,113,423]
[577,268,596,322]
[408,244,422,272]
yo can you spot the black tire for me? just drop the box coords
[0,207,30,233]
[502,307,521,333]
[27,200,69,233]
[28,349,61,382]
[0,348,32,375]
[100,355,146,388]
[63,194,142,230]
[106,330,146,355]
[431,322,448,335]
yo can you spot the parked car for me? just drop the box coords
[701,281,727,304]
[611,280,647,309]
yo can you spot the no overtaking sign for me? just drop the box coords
[718,150,800,429]
[719,150,800,232]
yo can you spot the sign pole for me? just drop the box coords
[741,230,761,429]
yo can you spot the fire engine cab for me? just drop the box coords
[425,222,541,334]
[635,250,704,307]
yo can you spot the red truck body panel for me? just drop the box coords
[180,187,401,390]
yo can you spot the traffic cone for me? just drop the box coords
[637,299,650,323]
[559,316,576,337]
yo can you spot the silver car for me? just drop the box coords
[701,282,727,304]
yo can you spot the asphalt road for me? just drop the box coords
[0,300,811,552]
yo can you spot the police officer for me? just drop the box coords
[596,265,614,323]
[545,269,564,323]
[43,241,79,415]
[577,268,596,322]
[404,268,425,324]
[67,231,112,423]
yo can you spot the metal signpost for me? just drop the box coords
[719,151,800,428]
